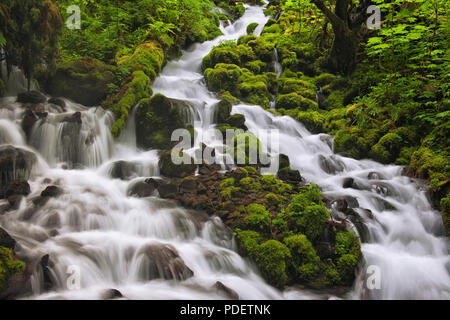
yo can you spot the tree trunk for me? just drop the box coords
[312,0,368,75]
[328,26,359,75]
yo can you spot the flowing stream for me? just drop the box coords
[0,4,449,300]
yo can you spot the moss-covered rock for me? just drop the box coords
[135,94,192,150]
[46,57,116,106]
[276,93,318,111]
[369,133,403,164]
[253,240,291,289]
[284,234,320,281]
[214,99,232,124]
[205,63,242,93]
[246,23,259,35]
[0,246,26,296]
[159,149,196,178]
[244,204,270,234]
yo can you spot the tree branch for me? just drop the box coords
[311,0,343,28]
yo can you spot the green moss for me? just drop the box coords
[285,186,329,241]
[239,177,261,191]
[118,41,164,81]
[246,23,259,35]
[244,204,271,234]
[220,177,235,189]
[159,149,196,178]
[0,247,25,292]
[335,231,361,258]
[221,186,241,200]
[253,240,291,289]
[261,175,292,194]
[245,60,267,74]
[336,254,358,285]
[235,229,263,257]
[441,195,450,234]
[295,111,325,133]
[264,192,282,208]
[276,93,318,111]
[204,63,242,93]
[284,234,320,281]
[314,73,337,87]
[369,133,403,164]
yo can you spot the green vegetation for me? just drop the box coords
[0,247,25,293]
[202,0,450,233]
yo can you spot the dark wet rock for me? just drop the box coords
[109,161,138,180]
[0,146,37,198]
[127,179,160,198]
[180,177,197,194]
[157,183,179,199]
[17,91,47,104]
[213,281,239,300]
[44,212,61,229]
[40,254,55,292]
[279,154,290,170]
[368,171,384,180]
[214,100,232,124]
[48,97,66,110]
[0,228,16,249]
[45,57,116,106]
[159,150,196,178]
[318,155,345,174]
[343,177,354,189]
[319,134,333,150]
[137,243,194,281]
[62,112,82,124]
[277,167,302,182]
[373,197,397,211]
[41,186,62,198]
[5,181,31,199]
[331,199,348,212]
[101,288,123,300]
[21,109,41,137]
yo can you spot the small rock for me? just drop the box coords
[62,112,82,124]
[101,288,123,300]
[157,183,178,199]
[41,186,62,198]
[213,281,239,300]
[48,97,66,110]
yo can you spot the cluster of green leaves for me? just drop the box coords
[55,0,223,63]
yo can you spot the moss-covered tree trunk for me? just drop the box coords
[312,0,370,75]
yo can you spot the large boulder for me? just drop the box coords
[17,91,47,104]
[0,146,37,198]
[137,243,194,281]
[135,94,194,150]
[45,58,116,106]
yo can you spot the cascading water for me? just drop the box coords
[233,104,450,299]
[0,4,448,300]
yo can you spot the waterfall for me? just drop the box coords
[273,48,282,78]
[232,104,450,299]
[0,4,448,300]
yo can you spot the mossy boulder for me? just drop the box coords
[226,114,246,128]
[205,63,242,93]
[117,41,164,81]
[253,240,291,289]
[369,133,403,164]
[135,94,193,150]
[276,93,318,111]
[46,57,116,106]
[246,23,259,35]
[284,234,320,281]
[159,149,196,178]
[295,111,325,133]
[244,204,271,234]
[214,99,232,124]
